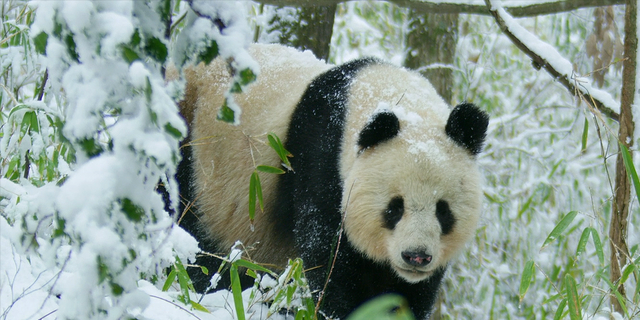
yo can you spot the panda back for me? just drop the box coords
[186,44,330,266]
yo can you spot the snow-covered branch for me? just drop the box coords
[255,0,625,17]
[485,0,621,122]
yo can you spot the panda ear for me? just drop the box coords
[358,111,400,152]
[445,103,489,156]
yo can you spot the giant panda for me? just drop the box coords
[177,43,489,319]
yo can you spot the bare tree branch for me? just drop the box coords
[484,0,621,122]
[255,0,624,17]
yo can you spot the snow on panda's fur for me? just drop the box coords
[178,43,489,319]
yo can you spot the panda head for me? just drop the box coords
[342,103,489,283]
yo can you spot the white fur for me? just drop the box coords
[183,44,330,265]
[340,64,482,282]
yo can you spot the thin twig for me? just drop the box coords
[315,181,355,316]
[149,295,204,320]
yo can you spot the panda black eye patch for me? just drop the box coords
[383,196,404,230]
[436,200,455,235]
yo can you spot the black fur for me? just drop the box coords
[358,111,400,152]
[436,200,455,235]
[445,103,489,156]
[383,197,404,230]
[177,142,253,292]
[273,58,442,319]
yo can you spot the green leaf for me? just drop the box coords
[255,172,263,213]
[121,46,140,64]
[175,257,193,304]
[346,294,415,320]
[97,256,109,284]
[190,300,210,313]
[217,100,235,123]
[144,37,168,63]
[238,68,257,86]
[519,260,535,302]
[249,171,257,221]
[21,111,38,134]
[53,217,66,238]
[564,274,581,320]
[200,265,209,275]
[589,227,604,265]
[256,165,285,175]
[267,132,292,170]
[580,118,588,153]
[33,32,48,55]
[230,264,246,320]
[620,263,636,285]
[64,34,79,62]
[575,227,590,258]
[233,259,275,276]
[130,29,141,47]
[162,269,177,291]
[198,40,219,65]
[120,198,145,222]
[541,211,577,250]
[164,122,183,139]
[145,77,153,103]
[553,298,567,320]
[619,142,640,206]
[79,137,104,158]
[229,82,243,94]
[111,282,124,296]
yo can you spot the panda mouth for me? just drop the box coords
[394,266,434,282]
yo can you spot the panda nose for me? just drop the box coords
[402,251,432,267]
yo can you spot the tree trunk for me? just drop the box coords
[609,0,636,314]
[268,5,336,61]
[404,11,459,104]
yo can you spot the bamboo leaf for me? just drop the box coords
[217,99,235,123]
[233,259,275,275]
[33,32,48,55]
[268,132,292,170]
[553,298,567,320]
[519,260,535,302]
[346,294,415,320]
[581,118,588,153]
[589,227,604,265]
[575,227,590,258]
[249,171,257,221]
[564,274,581,320]
[620,263,636,285]
[257,165,285,174]
[190,300,211,313]
[175,262,191,304]
[162,269,177,291]
[255,172,264,212]
[619,142,640,205]
[541,211,577,250]
[230,264,246,320]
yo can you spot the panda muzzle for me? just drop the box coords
[401,250,432,267]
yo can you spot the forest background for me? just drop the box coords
[0,0,638,319]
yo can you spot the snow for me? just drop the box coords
[1,1,638,319]
[0,219,58,320]
[490,0,620,115]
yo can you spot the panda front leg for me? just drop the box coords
[300,233,374,319]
